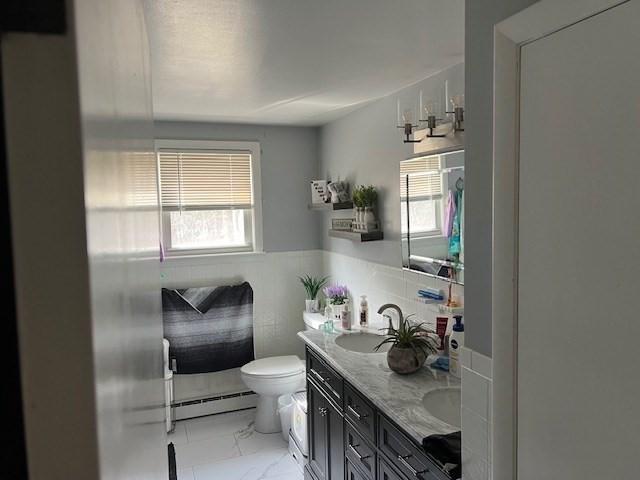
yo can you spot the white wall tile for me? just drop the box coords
[462,367,490,420]
[162,250,322,409]
[471,351,493,379]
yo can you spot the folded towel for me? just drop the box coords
[422,431,461,479]
[430,356,449,371]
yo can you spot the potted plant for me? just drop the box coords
[375,315,438,374]
[352,187,365,226]
[299,275,329,313]
[360,185,378,229]
[323,284,349,320]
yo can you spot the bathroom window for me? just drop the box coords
[400,155,443,237]
[156,140,263,256]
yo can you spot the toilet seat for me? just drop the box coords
[241,355,305,379]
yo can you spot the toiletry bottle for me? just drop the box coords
[324,305,334,333]
[449,315,464,378]
[359,295,369,327]
[341,303,351,330]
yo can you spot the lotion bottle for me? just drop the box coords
[449,315,464,378]
[359,295,369,327]
[341,302,351,330]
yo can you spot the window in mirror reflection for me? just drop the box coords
[400,155,443,238]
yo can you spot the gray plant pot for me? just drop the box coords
[387,345,426,375]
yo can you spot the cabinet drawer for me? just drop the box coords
[307,348,344,407]
[347,459,370,480]
[378,458,404,480]
[345,421,376,480]
[378,416,441,480]
[345,382,376,442]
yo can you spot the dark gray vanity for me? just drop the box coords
[299,330,460,480]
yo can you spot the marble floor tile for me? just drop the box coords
[177,467,195,480]
[235,426,288,456]
[176,433,240,467]
[168,422,189,445]
[193,449,300,480]
[185,409,254,443]
[173,409,302,480]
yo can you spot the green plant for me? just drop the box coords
[352,186,365,208]
[375,315,438,357]
[359,185,378,207]
[299,275,329,300]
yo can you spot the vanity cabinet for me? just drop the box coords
[305,346,452,480]
[307,349,345,480]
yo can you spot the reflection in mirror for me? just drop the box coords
[401,150,464,284]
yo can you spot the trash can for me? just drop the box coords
[277,394,294,441]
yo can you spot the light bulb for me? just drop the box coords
[402,109,414,125]
[450,95,464,108]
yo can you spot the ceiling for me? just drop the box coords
[145,0,464,126]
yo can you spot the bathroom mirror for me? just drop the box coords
[401,149,464,284]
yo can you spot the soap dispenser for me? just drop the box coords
[449,315,464,378]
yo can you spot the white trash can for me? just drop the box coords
[277,394,294,441]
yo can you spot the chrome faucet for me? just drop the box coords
[377,303,403,333]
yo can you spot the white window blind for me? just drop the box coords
[157,149,253,211]
[400,155,442,199]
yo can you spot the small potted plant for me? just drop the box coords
[299,275,329,313]
[323,284,349,320]
[352,187,365,226]
[360,185,378,229]
[375,315,438,374]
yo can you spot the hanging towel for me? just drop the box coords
[162,282,254,374]
[448,190,462,257]
[459,189,464,263]
[443,190,456,238]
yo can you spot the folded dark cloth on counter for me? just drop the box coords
[422,431,461,479]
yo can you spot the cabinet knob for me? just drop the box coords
[319,407,328,416]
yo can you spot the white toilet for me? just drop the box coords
[241,355,305,433]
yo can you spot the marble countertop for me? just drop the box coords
[297,328,461,445]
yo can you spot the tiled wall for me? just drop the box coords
[461,348,493,480]
[161,250,323,409]
[321,250,464,330]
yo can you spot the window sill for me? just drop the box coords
[161,250,266,265]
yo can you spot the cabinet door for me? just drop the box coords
[327,398,344,480]
[309,380,329,480]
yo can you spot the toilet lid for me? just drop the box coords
[241,356,304,378]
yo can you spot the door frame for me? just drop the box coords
[491,1,630,479]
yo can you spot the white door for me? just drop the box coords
[517,1,640,478]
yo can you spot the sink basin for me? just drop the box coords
[422,388,461,428]
[335,332,390,354]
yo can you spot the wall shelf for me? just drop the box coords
[308,201,353,211]
[328,229,383,242]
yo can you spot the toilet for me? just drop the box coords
[241,355,305,433]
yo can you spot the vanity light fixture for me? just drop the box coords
[446,95,465,132]
[396,100,421,143]
[419,91,446,138]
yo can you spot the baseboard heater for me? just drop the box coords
[172,390,256,408]
[172,390,258,421]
